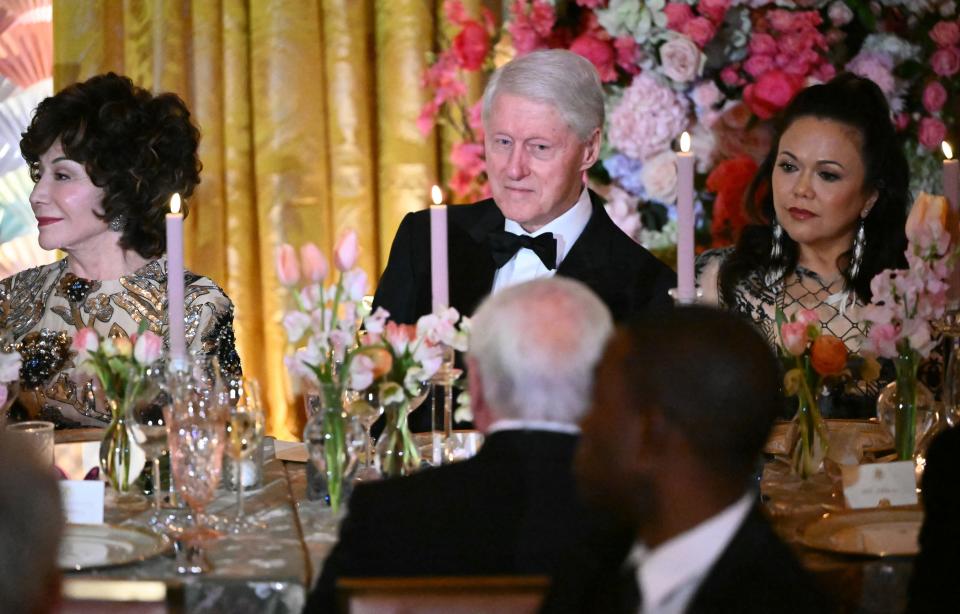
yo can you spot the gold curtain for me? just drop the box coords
[51,0,493,439]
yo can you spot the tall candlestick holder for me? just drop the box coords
[431,346,462,466]
[668,287,703,305]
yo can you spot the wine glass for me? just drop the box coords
[345,388,384,482]
[164,391,227,574]
[224,377,266,533]
[126,366,170,526]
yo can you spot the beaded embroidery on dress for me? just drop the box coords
[0,257,241,427]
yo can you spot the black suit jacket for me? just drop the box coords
[304,430,606,613]
[373,192,676,323]
[540,505,836,614]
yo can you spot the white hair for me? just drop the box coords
[482,49,605,142]
[468,277,613,424]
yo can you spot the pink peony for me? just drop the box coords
[453,21,490,71]
[570,32,617,82]
[743,70,804,120]
[698,0,730,24]
[659,35,703,82]
[748,33,778,57]
[664,2,694,30]
[333,230,360,272]
[923,81,948,113]
[607,74,689,160]
[614,36,643,74]
[931,46,960,77]
[846,52,896,96]
[133,331,163,365]
[743,54,775,78]
[682,17,716,48]
[919,117,948,151]
[930,21,960,47]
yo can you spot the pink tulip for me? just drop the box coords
[133,331,164,365]
[780,321,809,356]
[299,243,328,283]
[71,327,100,355]
[794,309,819,327]
[333,230,360,272]
[275,244,300,286]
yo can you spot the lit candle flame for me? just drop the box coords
[680,131,691,154]
[431,185,443,206]
[943,141,954,161]
[170,193,182,214]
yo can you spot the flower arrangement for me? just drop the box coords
[72,325,164,492]
[421,0,960,256]
[863,192,957,459]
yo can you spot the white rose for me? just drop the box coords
[658,35,703,83]
[641,150,679,205]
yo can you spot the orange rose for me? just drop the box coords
[810,335,847,376]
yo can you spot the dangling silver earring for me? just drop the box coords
[849,218,866,280]
[766,220,785,285]
[109,216,125,232]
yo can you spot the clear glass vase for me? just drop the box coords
[791,388,829,480]
[876,351,936,461]
[375,399,420,479]
[303,383,360,512]
[100,397,147,510]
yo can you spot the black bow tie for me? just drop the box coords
[486,230,557,270]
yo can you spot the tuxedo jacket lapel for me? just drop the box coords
[449,201,503,317]
[557,193,616,301]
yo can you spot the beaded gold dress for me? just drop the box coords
[0,257,241,427]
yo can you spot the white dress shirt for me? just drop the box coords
[485,418,580,436]
[627,492,754,614]
[491,187,593,293]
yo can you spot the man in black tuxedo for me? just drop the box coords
[373,49,675,325]
[542,307,835,614]
[304,278,614,613]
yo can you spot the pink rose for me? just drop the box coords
[923,81,948,113]
[275,244,300,286]
[659,35,702,82]
[743,70,803,120]
[640,150,679,204]
[919,117,948,151]
[698,0,730,24]
[570,33,617,82]
[720,65,743,86]
[664,2,694,30]
[691,80,722,110]
[931,46,960,77]
[780,321,809,356]
[894,112,910,131]
[299,243,328,283]
[682,17,716,48]
[748,34,777,57]
[452,21,489,71]
[743,54,775,78]
[930,21,960,47]
[133,331,163,365]
[333,230,360,272]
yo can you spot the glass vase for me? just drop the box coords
[791,386,829,480]
[303,383,360,512]
[100,397,147,510]
[375,399,421,479]
[876,351,936,461]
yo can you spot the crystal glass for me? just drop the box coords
[126,365,170,524]
[164,389,227,574]
[224,377,265,533]
[344,388,384,482]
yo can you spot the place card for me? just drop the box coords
[59,480,105,524]
[841,461,918,509]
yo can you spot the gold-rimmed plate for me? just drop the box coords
[58,524,170,571]
[799,509,923,557]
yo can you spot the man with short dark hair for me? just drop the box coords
[543,306,835,614]
[305,278,614,613]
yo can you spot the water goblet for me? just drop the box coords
[345,389,384,482]
[126,365,170,526]
[164,392,227,573]
[224,377,266,533]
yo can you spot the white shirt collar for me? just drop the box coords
[503,185,592,267]
[485,418,580,436]
[627,491,754,614]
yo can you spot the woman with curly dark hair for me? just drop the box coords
[697,74,910,419]
[0,73,241,427]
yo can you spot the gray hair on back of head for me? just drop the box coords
[0,433,63,614]
[468,277,613,424]
[481,49,605,142]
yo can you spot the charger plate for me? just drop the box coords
[58,524,170,571]
[799,509,923,557]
